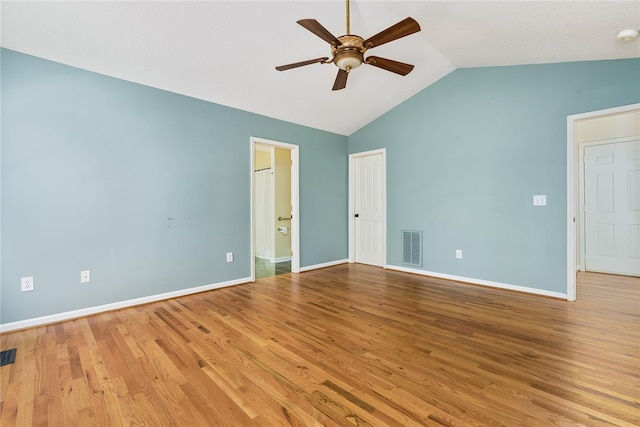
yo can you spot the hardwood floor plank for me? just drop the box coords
[1,265,638,426]
[0,382,19,426]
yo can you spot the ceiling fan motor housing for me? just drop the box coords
[332,35,365,70]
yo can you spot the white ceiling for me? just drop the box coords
[1,1,639,135]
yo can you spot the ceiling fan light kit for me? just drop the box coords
[333,35,364,70]
[276,0,421,91]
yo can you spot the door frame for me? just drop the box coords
[566,103,639,300]
[348,148,387,266]
[250,137,300,281]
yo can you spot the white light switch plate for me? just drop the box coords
[533,195,547,206]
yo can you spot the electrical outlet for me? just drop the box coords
[226,252,234,263]
[21,276,35,292]
[456,250,463,259]
[80,270,91,284]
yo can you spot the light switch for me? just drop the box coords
[533,195,547,206]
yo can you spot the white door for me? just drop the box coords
[584,140,640,276]
[353,151,385,266]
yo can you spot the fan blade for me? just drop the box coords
[276,57,329,71]
[332,69,348,91]
[297,19,341,46]
[366,56,414,76]
[363,17,420,49]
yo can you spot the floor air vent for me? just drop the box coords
[402,230,422,267]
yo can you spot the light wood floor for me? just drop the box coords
[1,264,638,426]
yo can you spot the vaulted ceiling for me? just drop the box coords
[2,1,639,135]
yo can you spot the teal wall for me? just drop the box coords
[349,59,640,293]
[2,48,638,325]
[1,49,348,324]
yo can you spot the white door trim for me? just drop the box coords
[250,137,300,281]
[348,148,387,266]
[566,103,640,301]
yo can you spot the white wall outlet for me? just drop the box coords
[226,252,234,263]
[533,195,547,206]
[80,270,91,284]
[21,276,35,292]
[456,250,463,259]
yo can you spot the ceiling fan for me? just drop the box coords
[275,0,421,91]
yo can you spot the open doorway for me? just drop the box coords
[566,103,640,300]
[251,137,300,281]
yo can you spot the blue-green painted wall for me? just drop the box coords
[3,48,638,325]
[349,59,640,293]
[1,49,348,324]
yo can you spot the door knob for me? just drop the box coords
[354,214,359,218]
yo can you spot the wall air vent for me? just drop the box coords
[0,348,17,366]
[402,230,422,267]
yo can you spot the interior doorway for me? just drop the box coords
[566,103,640,300]
[251,137,300,281]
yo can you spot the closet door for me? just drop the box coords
[353,151,385,267]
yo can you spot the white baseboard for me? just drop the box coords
[385,265,568,300]
[255,256,291,263]
[0,276,251,333]
[300,259,349,272]
[1,263,568,333]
